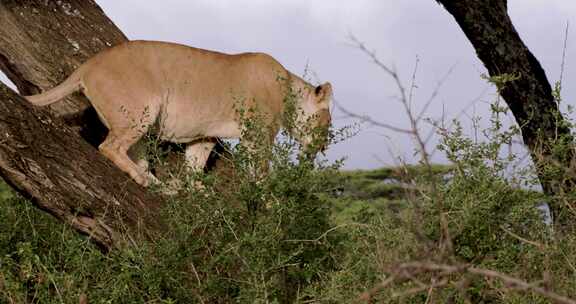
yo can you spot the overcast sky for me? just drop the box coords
[2,1,575,169]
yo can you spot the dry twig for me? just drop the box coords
[357,261,576,304]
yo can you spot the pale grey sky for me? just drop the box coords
[1,1,574,169]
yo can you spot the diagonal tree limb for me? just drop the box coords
[0,1,235,250]
[0,82,165,250]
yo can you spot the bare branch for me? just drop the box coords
[500,225,546,249]
[333,98,414,134]
[559,21,569,88]
[348,34,409,106]
[416,63,457,123]
[357,261,576,304]
[347,34,453,254]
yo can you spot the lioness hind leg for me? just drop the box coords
[89,91,160,186]
[128,140,160,184]
[99,130,153,187]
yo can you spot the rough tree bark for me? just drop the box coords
[0,82,164,250]
[0,1,231,165]
[0,1,126,144]
[0,1,166,250]
[436,0,575,222]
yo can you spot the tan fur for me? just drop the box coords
[25,40,332,186]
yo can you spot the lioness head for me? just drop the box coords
[296,82,333,158]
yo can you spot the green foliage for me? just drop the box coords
[0,86,347,304]
[307,94,576,302]
[1,75,576,303]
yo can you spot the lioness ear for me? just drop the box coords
[314,82,333,101]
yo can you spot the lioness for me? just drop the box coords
[25,40,332,187]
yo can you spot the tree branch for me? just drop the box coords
[0,82,165,250]
[358,261,576,303]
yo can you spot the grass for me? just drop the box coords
[1,86,576,303]
[1,155,573,303]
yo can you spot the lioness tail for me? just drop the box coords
[24,69,82,106]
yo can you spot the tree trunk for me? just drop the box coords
[0,1,126,104]
[0,81,164,250]
[0,1,127,145]
[0,2,234,250]
[436,0,575,222]
[0,1,168,250]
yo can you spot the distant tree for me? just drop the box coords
[436,0,575,224]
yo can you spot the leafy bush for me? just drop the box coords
[1,76,576,303]
[0,82,348,304]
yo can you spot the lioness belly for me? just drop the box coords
[158,116,241,143]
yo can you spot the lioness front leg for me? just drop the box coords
[184,139,217,172]
[182,139,217,189]
[240,131,275,182]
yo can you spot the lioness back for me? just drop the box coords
[80,40,291,142]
